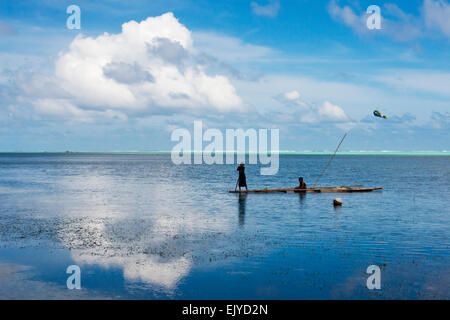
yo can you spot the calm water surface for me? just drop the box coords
[0,154,448,299]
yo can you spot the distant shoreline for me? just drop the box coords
[0,151,449,156]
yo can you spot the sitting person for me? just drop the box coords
[294,177,307,189]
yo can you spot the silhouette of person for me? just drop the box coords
[236,162,248,192]
[294,177,307,190]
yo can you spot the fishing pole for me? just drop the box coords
[313,132,348,187]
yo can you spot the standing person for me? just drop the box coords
[236,162,248,192]
[295,177,307,190]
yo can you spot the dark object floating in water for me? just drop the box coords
[229,185,383,193]
[333,198,343,206]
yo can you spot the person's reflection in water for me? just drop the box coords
[298,191,306,208]
[238,193,247,227]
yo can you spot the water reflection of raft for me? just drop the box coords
[229,185,383,194]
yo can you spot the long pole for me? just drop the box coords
[313,133,347,187]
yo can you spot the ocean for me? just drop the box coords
[0,153,448,299]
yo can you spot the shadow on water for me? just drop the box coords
[238,193,247,227]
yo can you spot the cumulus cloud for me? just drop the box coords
[275,90,351,125]
[274,90,308,108]
[301,101,350,123]
[283,90,301,100]
[251,1,280,18]
[103,62,155,84]
[22,12,244,123]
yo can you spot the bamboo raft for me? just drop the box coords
[229,185,383,194]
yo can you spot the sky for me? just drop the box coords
[0,0,449,152]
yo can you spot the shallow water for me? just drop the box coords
[0,153,448,299]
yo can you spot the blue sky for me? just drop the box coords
[0,0,449,151]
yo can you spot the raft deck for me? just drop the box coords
[229,186,383,193]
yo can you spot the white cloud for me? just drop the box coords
[251,1,280,18]
[319,101,350,121]
[71,249,191,289]
[103,61,155,84]
[0,263,108,299]
[372,70,450,97]
[301,101,350,123]
[240,74,383,114]
[328,0,450,41]
[24,12,244,123]
[34,98,128,123]
[382,4,423,41]
[430,111,450,128]
[284,90,301,101]
[275,90,351,125]
[327,0,423,41]
[192,31,273,64]
[274,90,308,109]
[423,0,450,37]
[327,0,367,34]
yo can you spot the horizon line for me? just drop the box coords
[0,151,449,155]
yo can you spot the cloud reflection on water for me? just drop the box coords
[52,168,239,290]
